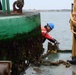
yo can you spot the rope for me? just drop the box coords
[70,14,76,34]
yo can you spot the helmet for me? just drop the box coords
[47,23,54,30]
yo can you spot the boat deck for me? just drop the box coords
[24,52,76,75]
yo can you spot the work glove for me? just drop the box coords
[54,40,60,44]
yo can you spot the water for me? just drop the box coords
[40,11,72,51]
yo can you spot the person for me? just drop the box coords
[41,23,59,44]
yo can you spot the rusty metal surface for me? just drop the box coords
[0,61,12,75]
[24,53,76,75]
[13,0,24,14]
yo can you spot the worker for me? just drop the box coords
[41,23,59,44]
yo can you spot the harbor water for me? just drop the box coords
[40,11,72,53]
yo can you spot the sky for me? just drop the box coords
[9,0,73,10]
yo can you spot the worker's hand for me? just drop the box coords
[54,40,60,45]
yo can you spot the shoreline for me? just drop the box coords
[23,9,71,12]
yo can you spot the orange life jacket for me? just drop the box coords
[41,27,55,43]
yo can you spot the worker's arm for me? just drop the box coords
[42,32,56,43]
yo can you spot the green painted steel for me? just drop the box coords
[0,13,40,40]
[6,0,10,14]
[2,0,6,12]
[1,0,10,13]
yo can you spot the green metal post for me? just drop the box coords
[2,0,6,13]
[6,0,10,14]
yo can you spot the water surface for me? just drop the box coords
[40,11,72,51]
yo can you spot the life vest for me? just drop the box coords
[41,27,55,43]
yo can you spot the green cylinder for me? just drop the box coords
[2,0,6,13]
[6,0,10,14]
